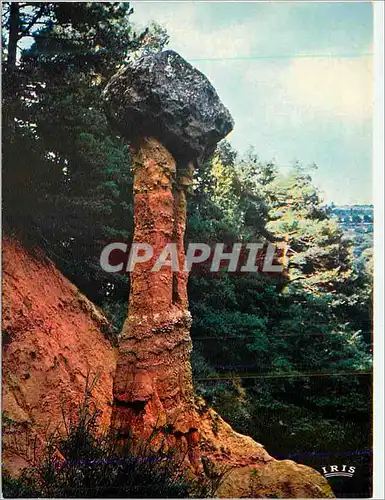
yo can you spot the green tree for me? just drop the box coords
[2,2,168,306]
[263,163,352,294]
[187,147,371,498]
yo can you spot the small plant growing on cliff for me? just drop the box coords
[211,414,220,436]
[201,456,234,497]
[2,372,210,498]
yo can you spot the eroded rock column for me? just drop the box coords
[103,49,234,470]
[111,137,199,465]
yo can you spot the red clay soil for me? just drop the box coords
[2,236,117,473]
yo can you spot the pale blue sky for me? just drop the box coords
[131,1,373,205]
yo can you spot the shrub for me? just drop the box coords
[2,373,210,498]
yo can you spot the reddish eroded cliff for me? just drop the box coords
[2,237,117,473]
[2,236,334,497]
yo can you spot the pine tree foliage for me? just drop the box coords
[2,2,167,304]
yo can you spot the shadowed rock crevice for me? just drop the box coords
[113,398,146,413]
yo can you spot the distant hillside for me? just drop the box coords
[331,204,373,261]
[332,204,373,223]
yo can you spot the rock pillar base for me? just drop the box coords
[111,137,199,468]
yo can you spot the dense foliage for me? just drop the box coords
[2,2,167,306]
[188,145,372,498]
[2,2,372,498]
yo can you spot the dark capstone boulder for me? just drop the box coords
[102,50,234,162]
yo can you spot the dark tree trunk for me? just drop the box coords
[7,2,20,71]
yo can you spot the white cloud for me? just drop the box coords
[242,54,373,126]
[285,56,373,122]
[132,2,373,124]
[131,2,254,59]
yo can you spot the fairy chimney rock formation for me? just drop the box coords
[103,50,234,465]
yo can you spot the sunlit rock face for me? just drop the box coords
[2,237,117,475]
[102,49,234,162]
